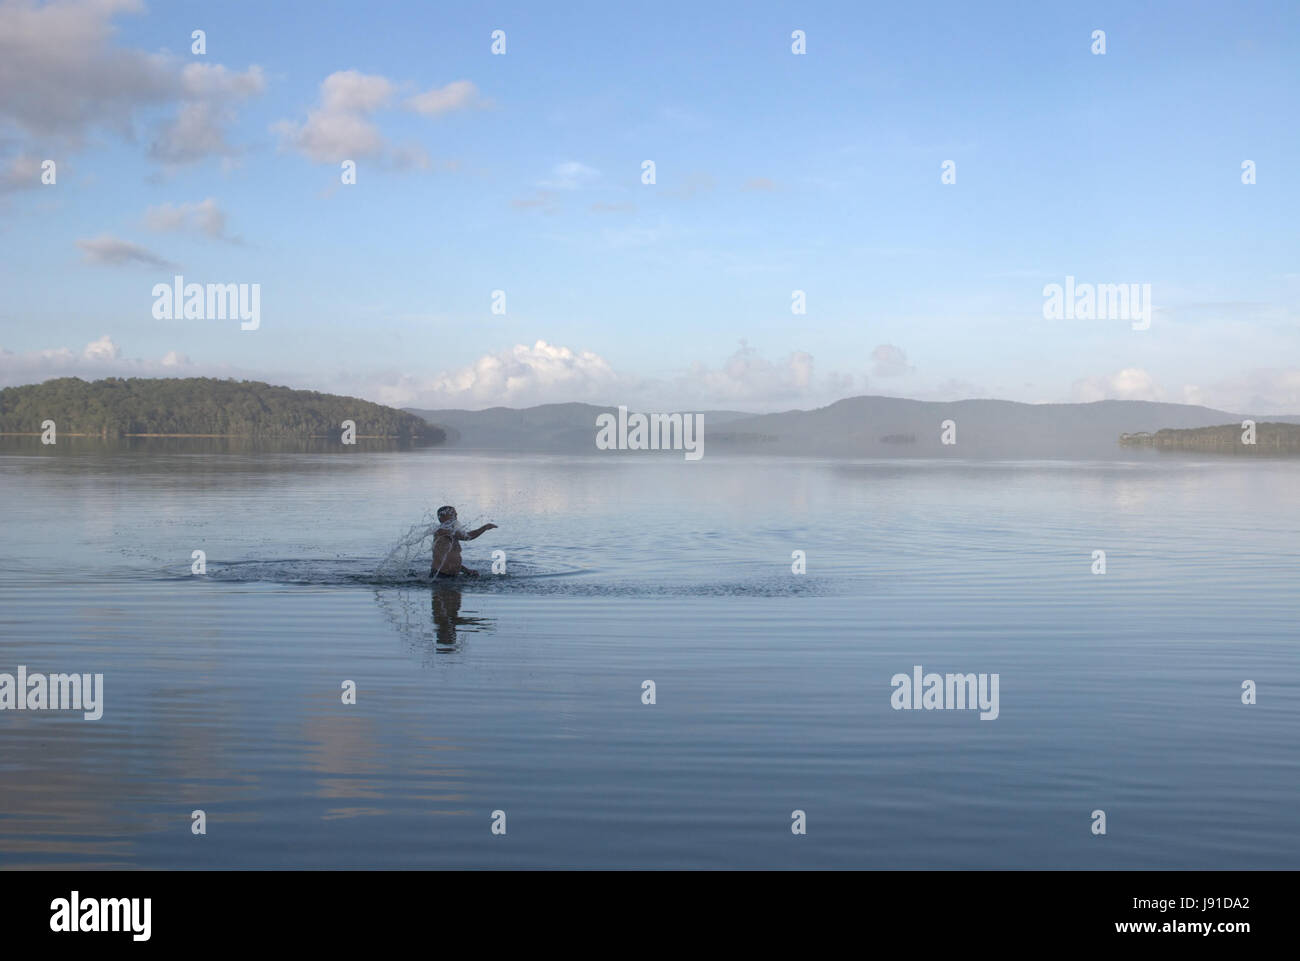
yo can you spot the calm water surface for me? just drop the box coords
[1,443,1297,868]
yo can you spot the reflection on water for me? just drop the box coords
[431,588,492,649]
[374,585,495,658]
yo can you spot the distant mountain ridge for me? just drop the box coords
[406,402,750,452]
[408,396,1300,458]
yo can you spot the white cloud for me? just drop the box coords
[149,101,230,163]
[275,71,480,167]
[0,152,45,193]
[1071,368,1166,403]
[673,343,853,405]
[149,63,265,165]
[150,99,239,165]
[283,106,386,162]
[366,340,624,409]
[540,161,600,190]
[391,143,432,171]
[0,336,199,387]
[1068,366,1300,413]
[0,0,170,141]
[322,69,393,113]
[81,334,120,362]
[406,79,484,115]
[870,344,913,378]
[0,0,264,163]
[273,70,395,163]
[374,341,856,410]
[178,62,266,101]
[76,234,176,268]
[143,197,238,243]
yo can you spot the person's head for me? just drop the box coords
[437,505,457,524]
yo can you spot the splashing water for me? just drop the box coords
[374,510,449,578]
[373,509,496,578]
[196,511,813,596]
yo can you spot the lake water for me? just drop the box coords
[1,443,1297,869]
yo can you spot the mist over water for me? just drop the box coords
[1,443,1298,868]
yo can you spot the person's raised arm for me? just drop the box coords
[458,523,498,541]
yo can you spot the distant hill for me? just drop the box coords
[710,397,1300,457]
[0,377,444,442]
[404,402,749,452]
[1120,423,1300,454]
[408,396,1300,458]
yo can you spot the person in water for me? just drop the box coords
[431,506,497,578]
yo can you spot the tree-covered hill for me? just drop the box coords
[1120,423,1300,454]
[0,377,444,442]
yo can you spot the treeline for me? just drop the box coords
[0,377,445,442]
[1120,423,1300,454]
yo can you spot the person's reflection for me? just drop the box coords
[431,587,490,648]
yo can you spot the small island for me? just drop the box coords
[1120,423,1300,454]
[0,377,445,443]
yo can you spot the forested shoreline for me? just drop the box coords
[0,377,444,443]
[1120,423,1300,454]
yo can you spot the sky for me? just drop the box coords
[1,0,1297,413]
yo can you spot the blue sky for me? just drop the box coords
[1,0,1297,411]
